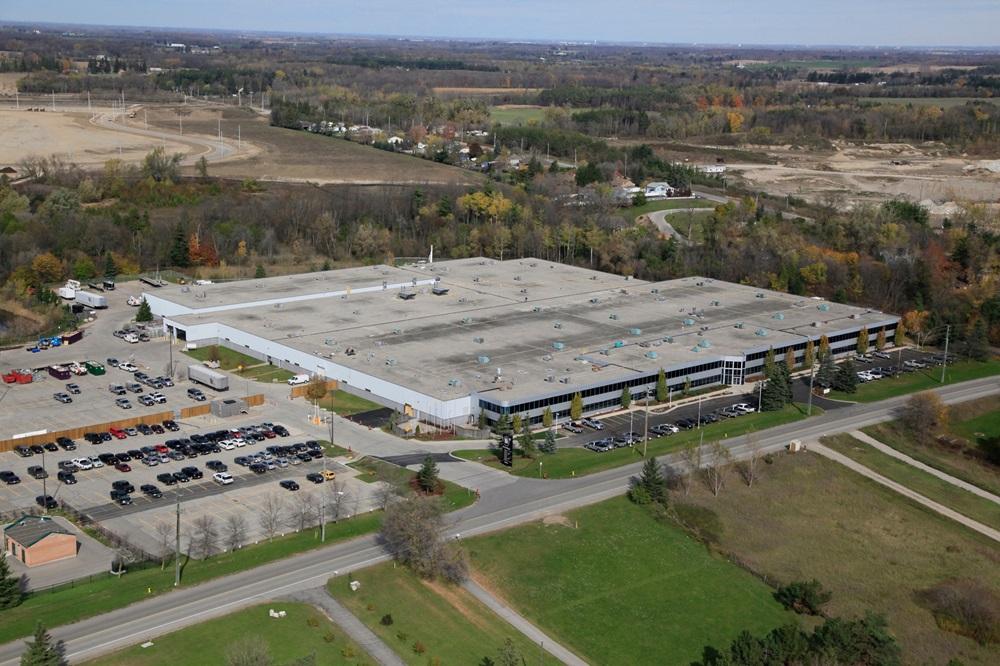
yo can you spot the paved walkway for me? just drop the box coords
[849,430,1000,505]
[810,442,1000,543]
[289,587,405,666]
[463,579,588,666]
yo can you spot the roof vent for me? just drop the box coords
[683,318,696,326]
[552,341,565,351]
[473,337,484,344]
[599,349,610,356]
[324,338,335,346]
[532,306,542,312]
[590,298,599,304]
[698,339,712,348]
[391,328,402,334]
[461,317,472,324]
[755,328,768,336]
[664,336,674,343]
[477,355,491,364]
[817,303,831,312]
[691,346,701,352]
[645,351,659,359]
[772,313,785,320]
[609,313,619,320]
[542,354,553,361]
[811,321,821,327]
[447,378,461,387]
[385,358,397,366]
[756,292,765,299]
[734,322,745,329]
[628,327,642,336]
[554,322,563,329]
[544,373,555,382]
[651,288,659,294]
[559,377,571,384]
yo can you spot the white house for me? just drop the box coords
[644,182,675,199]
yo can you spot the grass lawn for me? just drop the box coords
[86,602,371,665]
[672,452,1000,665]
[951,408,1000,442]
[467,496,793,665]
[319,390,383,416]
[237,364,295,383]
[0,513,382,645]
[822,433,1000,530]
[347,456,476,511]
[630,197,715,221]
[328,564,560,666]
[828,359,1000,402]
[489,105,547,125]
[862,396,1000,497]
[182,345,259,371]
[453,403,815,479]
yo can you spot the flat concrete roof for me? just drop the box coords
[167,259,897,402]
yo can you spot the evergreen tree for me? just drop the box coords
[511,414,522,433]
[963,320,990,361]
[760,355,792,411]
[832,358,859,393]
[569,392,583,421]
[539,429,557,454]
[416,456,439,493]
[633,456,667,505]
[20,622,63,666]
[620,386,631,410]
[815,352,837,387]
[542,406,553,428]
[169,224,190,267]
[518,423,536,459]
[493,413,510,434]
[856,326,869,355]
[254,264,266,279]
[803,339,815,368]
[135,298,153,323]
[0,553,22,609]
[103,254,117,279]
[655,368,667,402]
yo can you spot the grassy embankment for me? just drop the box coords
[86,603,372,665]
[453,403,816,479]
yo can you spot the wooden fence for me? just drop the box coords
[289,380,338,400]
[0,393,265,452]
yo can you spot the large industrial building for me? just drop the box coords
[145,258,899,427]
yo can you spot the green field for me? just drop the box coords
[328,564,560,665]
[862,396,1000,497]
[746,59,881,70]
[822,433,1000,530]
[630,197,715,222]
[828,359,1000,402]
[237,364,295,382]
[319,389,383,416]
[453,403,814,479]
[489,105,547,125]
[347,456,476,510]
[873,97,998,108]
[183,344,259,370]
[672,451,1000,665]
[0,513,383,645]
[87,603,371,665]
[951,408,1000,443]
[467,496,793,664]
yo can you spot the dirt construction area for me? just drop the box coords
[728,141,1000,211]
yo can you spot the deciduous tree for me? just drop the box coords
[900,392,950,444]
[569,392,583,421]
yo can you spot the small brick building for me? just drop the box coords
[3,515,78,567]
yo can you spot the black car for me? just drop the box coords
[127,449,143,460]
[150,423,165,434]
[305,472,324,484]
[35,495,58,509]
[279,479,300,491]
[181,466,203,480]
[173,471,190,483]
[273,425,290,437]
[163,419,180,431]
[43,442,58,452]
[137,424,153,436]
[249,463,267,475]
[116,453,131,463]
[140,484,163,498]
[57,437,77,451]
[27,466,48,479]
[106,357,119,367]
[111,480,135,494]
[206,460,227,472]
[109,490,132,505]
[30,444,45,455]
[156,472,177,486]
[675,418,697,430]
[14,446,31,457]
[57,470,77,484]
[98,453,117,465]
[0,471,21,485]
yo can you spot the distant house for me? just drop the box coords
[386,136,404,146]
[3,515,78,567]
[0,166,17,175]
[698,164,727,175]
[644,182,676,199]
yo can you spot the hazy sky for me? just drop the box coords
[2,0,998,47]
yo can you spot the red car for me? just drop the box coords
[109,427,127,439]
[154,444,169,454]
[114,462,131,473]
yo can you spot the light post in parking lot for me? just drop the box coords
[642,387,651,458]
[174,490,181,586]
[806,361,816,416]
[940,325,951,384]
[697,395,702,430]
[41,448,47,514]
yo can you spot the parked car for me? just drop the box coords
[109,490,132,506]
[306,472,324,484]
[732,403,756,414]
[115,397,133,409]
[581,418,604,430]
[181,466,203,480]
[156,472,177,486]
[279,479,300,491]
[111,480,135,494]
[320,469,337,480]
[212,472,234,485]
[57,470,77,484]
[0,471,21,485]
[140,484,163,498]
[35,495,58,509]
[14,446,32,458]
[27,466,48,479]
[675,418,697,430]
[562,422,583,434]
[53,392,72,404]
[65,383,81,394]
[585,437,615,452]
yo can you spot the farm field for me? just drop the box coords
[467,496,793,665]
[142,106,482,186]
[489,104,547,125]
[822,433,1000,530]
[672,452,1000,664]
[328,564,560,665]
[872,97,999,108]
[86,602,371,665]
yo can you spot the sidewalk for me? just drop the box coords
[849,430,1000,505]
[289,587,405,666]
[464,579,588,666]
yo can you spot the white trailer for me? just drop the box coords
[188,364,229,391]
[56,287,76,300]
[74,291,108,309]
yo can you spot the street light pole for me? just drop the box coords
[697,395,702,429]
[940,325,951,384]
[807,361,816,416]
[41,449,47,514]
[173,491,181,586]
[643,388,650,458]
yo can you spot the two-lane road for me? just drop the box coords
[1,375,997,664]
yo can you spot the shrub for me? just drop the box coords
[323,632,336,643]
[918,580,1000,645]
[774,579,832,615]
[413,640,427,654]
[306,616,319,627]
[380,613,394,626]
[396,631,409,642]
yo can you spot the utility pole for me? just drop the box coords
[940,325,951,384]
[87,91,90,113]
[322,414,334,542]
[237,125,241,152]
[642,387,651,457]
[41,449,47,514]
[806,359,816,416]
[697,395,702,429]
[173,491,181,586]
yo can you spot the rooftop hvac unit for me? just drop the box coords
[324,338,335,346]
[628,328,642,335]
[559,377,570,384]
[473,337,484,344]
[532,306,542,312]
[590,298,599,304]
[520,288,528,294]
[461,317,472,324]
[431,286,449,295]
[645,351,659,360]
[651,288,659,294]
[353,310,361,315]
[609,313,619,320]
[755,328,768,336]
[696,281,705,286]
[542,354,553,361]
[734,322,745,329]
[477,355,491,365]
[458,297,467,303]
[554,322,563,329]
[391,328,402,334]
[711,300,721,306]
[817,303,831,312]
[385,358,397,366]
[544,373,555,382]
[447,379,461,387]
[552,341,565,351]
[664,336,674,343]
[772,312,785,320]
[613,340,625,348]
[691,346,701,352]
[756,292,765,298]
[698,339,712,348]
[700,325,709,331]
[599,349,610,356]
[683,318,696,326]
[811,321,821,327]
[513,275,521,281]
[850,313,861,319]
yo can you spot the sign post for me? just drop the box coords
[500,432,513,468]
